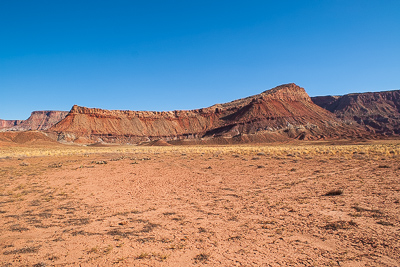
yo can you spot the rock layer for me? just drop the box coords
[0,119,23,130]
[312,90,400,136]
[50,84,368,144]
[3,111,69,131]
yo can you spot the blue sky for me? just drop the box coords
[1,0,399,120]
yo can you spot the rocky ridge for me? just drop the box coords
[0,119,23,130]
[2,111,68,131]
[312,89,400,136]
[50,84,368,144]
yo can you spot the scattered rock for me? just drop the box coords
[92,161,107,165]
[324,189,343,196]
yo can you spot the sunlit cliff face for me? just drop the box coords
[49,84,369,144]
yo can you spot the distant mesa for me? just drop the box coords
[1,83,398,145]
[49,83,371,144]
[0,111,68,132]
[312,90,400,136]
[0,119,24,130]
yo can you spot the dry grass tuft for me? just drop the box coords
[324,220,357,230]
[194,252,210,263]
[3,246,41,255]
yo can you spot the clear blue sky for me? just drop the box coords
[1,0,399,120]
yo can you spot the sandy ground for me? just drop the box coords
[0,143,399,266]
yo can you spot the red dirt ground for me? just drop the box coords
[0,142,399,266]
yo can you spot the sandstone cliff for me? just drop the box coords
[50,84,368,144]
[312,90,400,136]
[4,111,69,131]
[0,119,23,130]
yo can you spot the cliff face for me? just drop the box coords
[50,84,368,144]
[312,90,400,136]
[0,119,23,130]
[3,111,69,131]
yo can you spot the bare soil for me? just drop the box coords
[0,143,399,266]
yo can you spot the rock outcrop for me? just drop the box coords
[0,119,23,130]
[3,111,69,131]
[312,90,400,136]
[50,84,368,144]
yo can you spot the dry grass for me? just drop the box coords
[1,140,399,160]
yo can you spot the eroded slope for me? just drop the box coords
[51,84,367,144]
[312,90,400,136]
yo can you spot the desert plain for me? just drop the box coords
[0,141,399,266]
